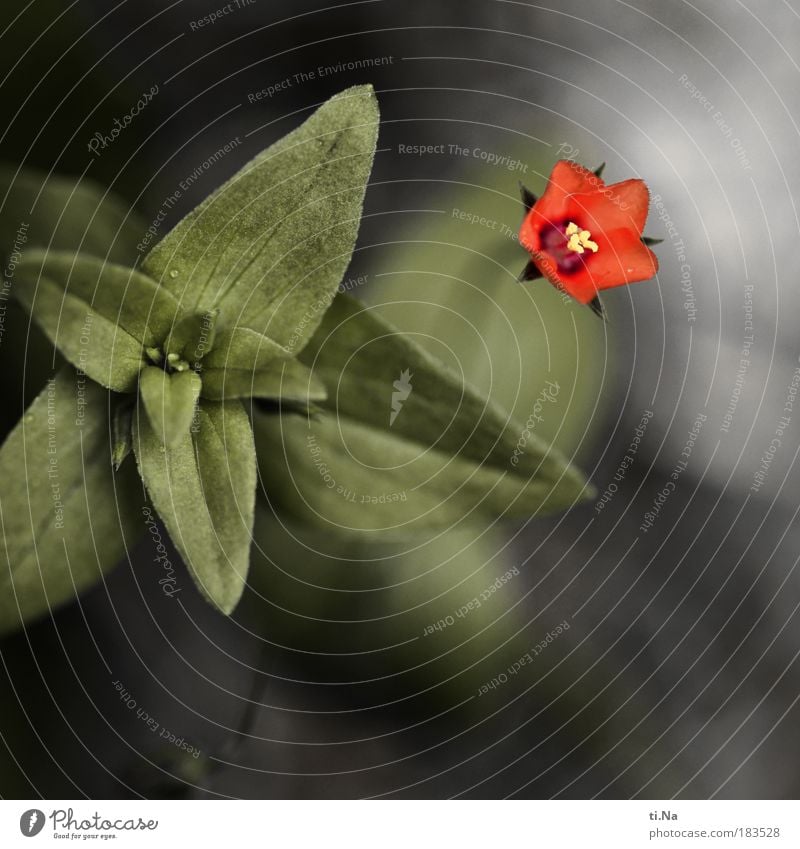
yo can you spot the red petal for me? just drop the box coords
[540,160,605,209]
[541,264,597,304]
[607,180,650,232]
[521,161,608,251]
[588,227,659,291]
[530,229,658,304]
[525,252,595,304]
[519,210,542,253]
[568,179,650,234]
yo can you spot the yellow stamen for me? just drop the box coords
[565,221,599,254]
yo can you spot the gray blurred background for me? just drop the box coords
[1,0,799,799]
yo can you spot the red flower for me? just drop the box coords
[519,160,659,314]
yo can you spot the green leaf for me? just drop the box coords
[16,250,182,347]
[13,251,182,392]
[142,85,379,351]
[0,366,142,635]
[302,294,589,487]
[255,294,590,532]
[202,326,290,371]
[201,357,327,403]
[139,367,202,447]
[13,272,144,392]
[0,298,62,443]
[255,412,581,533]
[132,398,256,614]
[165,309,219,363]
[0,167,147,439]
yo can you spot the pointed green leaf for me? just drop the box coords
[200,357,327,403]
[142,86,379,351]
[139,367,202,448]
[0,367,142,635]
[16,250,182,348]
[301,294,588,489]
[255,294,590,532]
[254,411,582,533]
[202,326,290,371]
[13,251,183,392]
[13,271,145,392]
[165,309,219,363]
[0,167,147,437]
[132,398,256,614]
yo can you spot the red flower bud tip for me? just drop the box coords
[519,160,659,316]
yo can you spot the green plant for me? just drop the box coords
[0,86,590,635]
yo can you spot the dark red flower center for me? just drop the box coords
[540,220,598,275]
